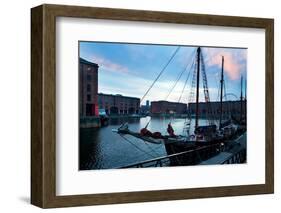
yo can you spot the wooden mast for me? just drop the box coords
[195,47,201,130]
[244,78,247,124]
[240,75,243,121]
[219,56,224,129]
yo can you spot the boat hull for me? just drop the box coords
[164,129,246,166]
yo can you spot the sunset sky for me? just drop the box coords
[79,42,247,104]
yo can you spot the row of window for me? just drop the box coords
[98,102,138,107]
[190,109,243,114]
[87,81,91,101]
[104,109,139,114]
[87,94,140,105]
[86,97,140,107]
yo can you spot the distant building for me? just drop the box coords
[140,100,150,114]
[188,100,246,118]
[146,100,149,107]
[151,101,187,114]
[79,58,99,117]
[98,93,140,115]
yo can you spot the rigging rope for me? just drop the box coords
[200,51,215,125]
[216,77,220,101]
[143,141,161,156]
[140,46,181,103]
[112,144,164,167]
[107,142,163,168]
[119,134,157,158]
[178,57,195,103]
[165,49,196,101]
[138,145,163,157]
[223,80,227,101]
[180,50,197,136]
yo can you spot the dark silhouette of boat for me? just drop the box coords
[113,47,246,165]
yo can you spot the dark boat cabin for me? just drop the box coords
[195,125,217,136]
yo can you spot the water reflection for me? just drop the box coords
[79,116,211,170]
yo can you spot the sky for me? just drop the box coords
[79,41,247,104]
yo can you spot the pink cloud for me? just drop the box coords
[91,55,129,74]
[206,49,246,80]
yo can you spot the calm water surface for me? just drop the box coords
[79,116,212,170]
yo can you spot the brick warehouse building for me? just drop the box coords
[79,58,99,117]
[188,100,246,119]
[98,93,140,115]
[151,101,187,114]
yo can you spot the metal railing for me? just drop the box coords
[119,143,224,168]
[222,148,246,164]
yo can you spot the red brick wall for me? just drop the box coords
[79,61,99,117]
[151,101,187,114]
[98,94,140,115]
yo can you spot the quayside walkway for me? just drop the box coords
[199,133,246,165]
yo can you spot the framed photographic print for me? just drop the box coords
[31,4,274,208]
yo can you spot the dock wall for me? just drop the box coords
[80,116,101,128]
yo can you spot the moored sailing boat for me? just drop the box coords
[113,47,245,165]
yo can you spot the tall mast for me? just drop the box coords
[195,47,201,130]
[244,78,247,124]
[240,75,243,121]
[219,56,224,130]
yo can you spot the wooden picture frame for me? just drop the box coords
[31,4,274,208]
